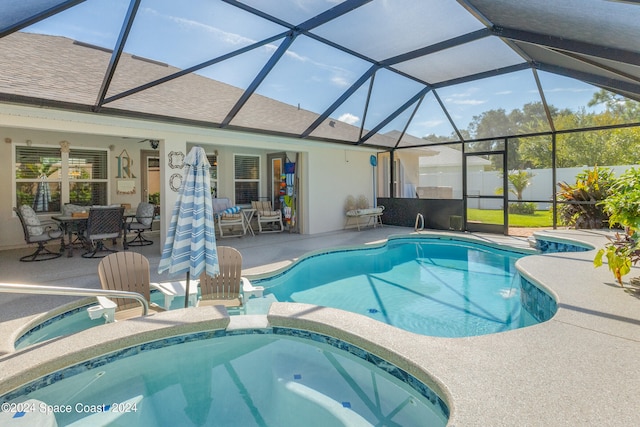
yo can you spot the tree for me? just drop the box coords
[421,133,459,144]
[467,102,554,169]
[506,170,534,200]
[462,95,639,170]
[588,89,640,122]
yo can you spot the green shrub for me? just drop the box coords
[599,167,640,230]
[509,202,536,215]
[557,166,615,229]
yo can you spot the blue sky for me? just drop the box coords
[24,0,607,139]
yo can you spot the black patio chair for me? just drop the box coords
[82,206,125,258]
[14,205,64,262]
[125,202,155,246]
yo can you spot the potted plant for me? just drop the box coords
[594,167,640,286]
[594,230,640,286]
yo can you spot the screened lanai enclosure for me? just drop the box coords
[2,0,640,235]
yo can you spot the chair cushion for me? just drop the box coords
[129,222,150,231]
[259,210,280,217]
[19,205,43,236]
[212,198,233,213]
[357,207,384,215]
[220,213,242,220]
[30,229,63,241]
[222,206,241,214]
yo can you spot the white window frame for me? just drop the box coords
[68,147,110,206]
[13,143,110,214]
[233,153,260,206]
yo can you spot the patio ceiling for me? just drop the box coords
[1,0,639,148]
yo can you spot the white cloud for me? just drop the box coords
[446,98,486,106]
[144,8,255,46]
[284,50,307,62]
[338,113,359,125]
[415,119,444,128]
[495,90,512,95]
[143,7,354,90]
[444,87,486,105]
[545,87,593,93]
[331,76,350,87]
[423,119,444,128]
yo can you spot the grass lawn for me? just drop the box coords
[467,209,553,227]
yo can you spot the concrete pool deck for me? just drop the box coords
[0,227,639,425]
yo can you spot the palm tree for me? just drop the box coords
[496,170,534,200]
[507,170,534,200]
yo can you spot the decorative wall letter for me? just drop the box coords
[116,149,136,178]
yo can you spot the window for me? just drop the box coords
[69,149,108,206]
[15,145,108,212]
[15,146,62,213]
[234,154,260,205]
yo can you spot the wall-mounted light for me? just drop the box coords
[108,144,115,151]
[4,138,11,144]
[26,139,32,146]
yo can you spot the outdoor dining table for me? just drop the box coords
[52,208,137,257]
[51,214,88,257]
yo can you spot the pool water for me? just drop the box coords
[16,236,542,348]
[14,291,187,350]
[257,238,538,337]
[1,332,448,427]
[14,307,105,350]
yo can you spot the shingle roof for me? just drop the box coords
[0,32,397,146]
[1,1,638,147]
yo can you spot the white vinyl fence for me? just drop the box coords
[420,165,635,210]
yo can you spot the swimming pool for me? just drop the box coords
[1,329,449,426]
[15,236,549,349]
[254,237,540,337]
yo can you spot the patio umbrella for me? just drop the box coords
[158,146,219,308]
[33,175,51,212]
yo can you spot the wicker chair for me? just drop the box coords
[212,197,245,237]
[82,206,124,258]
[251,200,283,233]
[14,205,63,262]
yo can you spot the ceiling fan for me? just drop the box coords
[137,139,160,149]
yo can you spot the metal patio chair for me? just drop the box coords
[82,206,124,258]
[14,205,64,262]
[126,202,155,246]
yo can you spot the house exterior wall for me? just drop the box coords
[0,103,378,251]
[306,147,376,234]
